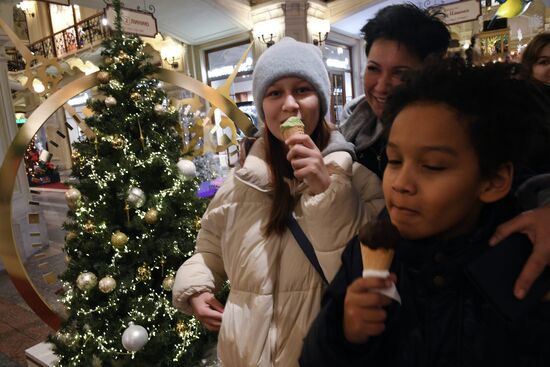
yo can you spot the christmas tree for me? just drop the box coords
[49,1,211,365]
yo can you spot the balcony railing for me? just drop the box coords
[7,12,110,72]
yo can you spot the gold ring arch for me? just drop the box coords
[0,70,255,330]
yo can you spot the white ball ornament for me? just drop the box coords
[154,104,164,114]
[105,96,117,107]
[99,276,117,293]
[176,159,196,178]
[127,187,145,208]
[122,322,149,352]
[76,272,97,291]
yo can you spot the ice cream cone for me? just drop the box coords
[282,125,304,140]
[360,245,395,272]
[280,116,305,144]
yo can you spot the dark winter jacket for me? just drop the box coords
[300,197,550,367]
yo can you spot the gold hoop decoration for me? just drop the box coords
[156,69,256,137]
[0,71,255,330]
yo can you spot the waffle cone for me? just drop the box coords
[360,244,395,272]
[282,126,304,141]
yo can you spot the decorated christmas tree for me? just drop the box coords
[49,1,211,365]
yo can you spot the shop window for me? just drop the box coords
[321,43,353,125]
[205,41,254,103]
[478,29,509,63]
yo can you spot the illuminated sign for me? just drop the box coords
[105,5,158,37]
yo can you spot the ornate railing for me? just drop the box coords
[7,12,109,72]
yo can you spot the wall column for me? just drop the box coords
[0,24,35,271]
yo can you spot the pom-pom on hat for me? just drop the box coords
[252,37,331,123]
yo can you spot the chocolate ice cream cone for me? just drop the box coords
[359,219,400,272]
[360,245,395,272]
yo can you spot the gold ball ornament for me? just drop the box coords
[64,188,81,210]
[104,56,113,65]
[162,275,175,291]
[118,51,129,61]
[176,320,187,336]
[130,92,141,102]
[137,264,151,281]
[97,71,111,84]
[111,230,128,249]
[76,272,97,291]
[105,96,117,108]
[153,104,164,114]
[98,276,117,293]
[65,231,77,242]
[144,208,158,225]
[83,221,96,233]
[111,135,125,150]
[195,216,201,231]
[71,150,80,161]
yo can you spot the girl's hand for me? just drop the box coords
[343,276,395,344]
[286,134,330,195]
[189,292,224,331]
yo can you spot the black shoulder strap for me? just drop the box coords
[288,216,329,285]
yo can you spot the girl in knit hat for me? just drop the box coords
[172,37,384,366]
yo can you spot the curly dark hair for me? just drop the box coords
[383,59,550,180]
[361,3,451,61]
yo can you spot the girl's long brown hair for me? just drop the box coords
[263,119,333,237]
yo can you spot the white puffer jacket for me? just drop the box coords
[173,137,383,367]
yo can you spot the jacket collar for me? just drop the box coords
[234,138,273,192]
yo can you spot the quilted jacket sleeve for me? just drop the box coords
[172,184,230,315]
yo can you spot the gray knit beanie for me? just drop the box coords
[252,37,331,123]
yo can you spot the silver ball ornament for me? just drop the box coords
[162,275,175,291]
[122,322,149,351]
[127,187,145,208]
[176,159,196,178]
[99,276,117,293]
[76,272,97,291]
[65,188,81,210]
[105,96,117,107]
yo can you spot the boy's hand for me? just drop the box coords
[286,134,330,195]
[189,292,224,331]
[489,204,550,300]
[343,276,395,344]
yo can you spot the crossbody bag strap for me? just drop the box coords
[287,215,329,285]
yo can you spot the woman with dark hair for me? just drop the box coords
[172,38,384,367]
[339,3,450,178]
[521,32,550,99]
